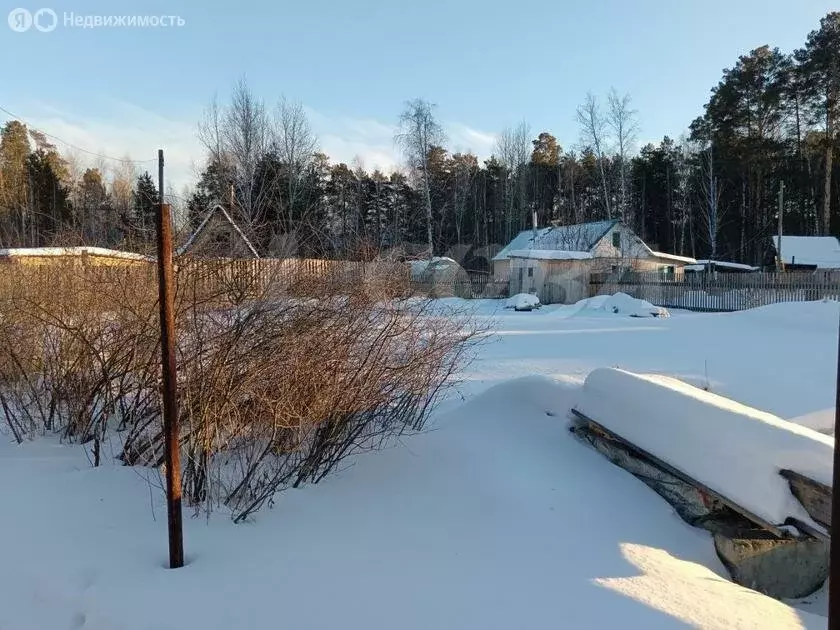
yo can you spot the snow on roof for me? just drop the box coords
[649,251,697,264]
[0,247,153,261]
[576,368,833,530]
[409,257,464,279]
[506,249,593,261]
[493,220,618,262]
[772,235,840,268]
[492,228,551,261]
[684,260,759,272]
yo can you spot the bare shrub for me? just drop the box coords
[0,257,481,521]
[161,259,482,521]
[0,261,160,465]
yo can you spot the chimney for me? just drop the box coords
[532,210,538,240]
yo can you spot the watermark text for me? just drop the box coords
[8,8,185,32]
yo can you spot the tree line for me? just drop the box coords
[1,11,837,267]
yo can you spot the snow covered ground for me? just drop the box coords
[1,298,837,629]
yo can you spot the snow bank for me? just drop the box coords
[506,293,541,311]
[0,376,827,630]
[575,368,834,529]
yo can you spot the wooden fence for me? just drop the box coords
[590,271,840,312]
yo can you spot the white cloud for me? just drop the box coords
[3,101,499,191]
[7,100,204,192]
[304,108,497,172]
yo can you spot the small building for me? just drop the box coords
[495,219,696,304]
[409,256,471,297]
[684,260,759,274]
[772,236,840,271]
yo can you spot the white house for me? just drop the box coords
[492,219,695,304]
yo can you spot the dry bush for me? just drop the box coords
[0,262,160,464]
[166,260,481,521]
[0,257,481,521]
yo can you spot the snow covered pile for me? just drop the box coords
[577,292,670,318]
[505,293,541,311]
[575,368,834,529]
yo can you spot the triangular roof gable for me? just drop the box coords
[177,204,260,258]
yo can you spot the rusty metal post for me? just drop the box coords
[831,311,840,629]
[156,149,184,569]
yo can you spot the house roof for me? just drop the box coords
[492,220,619,261]
[178,204,260,258]
[649,251,697,264]
[772,236,840,268]
[684,260,758,272]
[507,249,593,261]
[0,246,153,261]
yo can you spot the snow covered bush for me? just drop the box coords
[0,258,482,521]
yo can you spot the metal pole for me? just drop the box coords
[156,149,184,569]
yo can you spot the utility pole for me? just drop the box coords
[777,181,785,272]
[156,149,184,569]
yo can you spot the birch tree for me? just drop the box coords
[577,93,612,219]
[699,143,723,260]
[395,98,444,258]
[607,89,639,224]
[274,96,318,224]
[495,120,531,240]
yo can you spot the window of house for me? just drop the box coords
[527,267,533,278]
[612,232,621,249]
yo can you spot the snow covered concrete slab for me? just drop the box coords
[575,368,834,530]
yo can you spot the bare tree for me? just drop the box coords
[395,98,445,258]
[197,79,272,232]
[273,96,318,223]
[495,121,531,240]
[607,89,638,224]
[577,93,612,219]
[698,142,724,260]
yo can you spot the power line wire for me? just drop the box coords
[0,104,159,165]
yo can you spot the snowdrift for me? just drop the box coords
[575,368,833,529]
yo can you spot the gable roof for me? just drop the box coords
[178,204,260,258]
[772,236,840,268]
[493,220,619,261]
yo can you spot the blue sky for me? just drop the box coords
[0,0,835,188]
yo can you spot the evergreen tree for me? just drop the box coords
[795,12,840,234]
[27,149,71,245]
[132,171,160,242]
